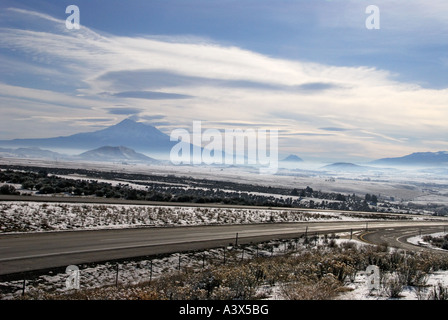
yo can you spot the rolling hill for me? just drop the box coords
[78,146,158,163]
[321,162,372,172]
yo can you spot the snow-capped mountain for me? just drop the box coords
[0,119,176,158]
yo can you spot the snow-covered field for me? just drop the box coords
[0,201,436,234]
[341,231,448,300]
[407,232,448,252]
[339,269,448,300]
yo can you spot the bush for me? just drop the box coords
[38,185,55,194]
[428,282,448,300]
[0,184,18,195]
[382,273,404,298]
[280,274,342,300]
[442,241,448,250]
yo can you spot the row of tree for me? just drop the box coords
[0,167,368,209]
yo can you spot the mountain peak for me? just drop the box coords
[114,118,143,128]
[104,118,155,132]
[100,118,167,138]
[281,154,303,162]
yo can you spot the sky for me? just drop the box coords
[0,0,447,163]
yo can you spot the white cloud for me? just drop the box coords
[0,7,447,160]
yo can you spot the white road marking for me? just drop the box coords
[99,237,133,242]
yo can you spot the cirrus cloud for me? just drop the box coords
[0,4,447,162]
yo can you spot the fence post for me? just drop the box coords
[22,279,26,296]
[235,233,239,246]
[150,260,153,282]
[115,264,119,287]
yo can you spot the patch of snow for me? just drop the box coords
[407,231,448,251]
[0,201,389,234]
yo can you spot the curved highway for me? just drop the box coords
[358,225,448,254]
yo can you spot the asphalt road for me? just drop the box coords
[359,225,448,254]
[1,220,447,276]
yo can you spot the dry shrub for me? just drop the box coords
[428,282,448,300]
[26,284,162,300]
[141,262,266,300]
[382,272,404,298]
[280,274,342,300]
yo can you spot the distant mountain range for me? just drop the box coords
[371,151,448,167]
[0,145,159,164]
[322,151,448,171]
[0,119,175,158]
[1,119,447,168]
[0,147,66,160]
